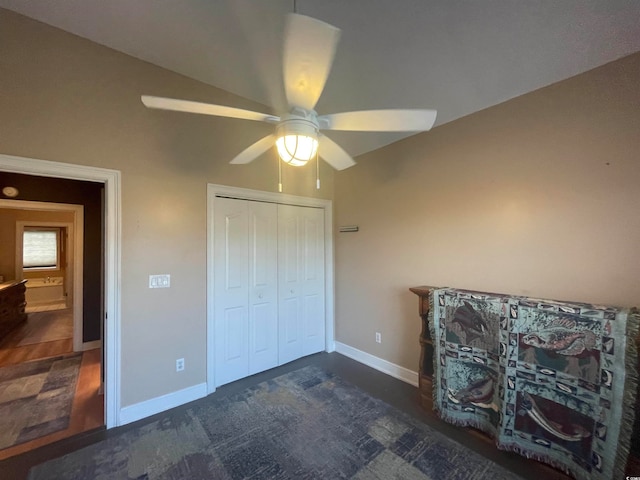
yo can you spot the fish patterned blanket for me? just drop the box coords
[429,288,638,480]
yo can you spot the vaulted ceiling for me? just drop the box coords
[2,0,639,157]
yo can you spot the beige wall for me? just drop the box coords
[0,9,333,407]
[0,208,74,281]
[334,52,640,371]
[3,6,638,410]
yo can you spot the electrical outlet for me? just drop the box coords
[375,332,382,344]
[176,358,185,372]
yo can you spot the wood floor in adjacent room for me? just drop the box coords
[0,308,104,462]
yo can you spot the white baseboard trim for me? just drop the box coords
[119,382,207,426]
[82,340,101,351]
[334,342,419,387]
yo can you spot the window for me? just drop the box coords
[23,228,60,269]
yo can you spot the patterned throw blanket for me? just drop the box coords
[429,288,638,480]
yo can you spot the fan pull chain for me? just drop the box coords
[316,149,320,189]
[278,157,283,193]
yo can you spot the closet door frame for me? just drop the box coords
[206,184,334,394]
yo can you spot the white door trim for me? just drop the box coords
[0,153,121,429]
[206,183,335,394]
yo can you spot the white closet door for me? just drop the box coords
[248,201,278,375]
[278,204,325,365]
[214,198,279,386]
[214,197,249,386]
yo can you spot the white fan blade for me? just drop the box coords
[230,134,276,164]
[319,109,437,132]
[318,135,356,171]
[141,96,279,123]
[283,14,340,111]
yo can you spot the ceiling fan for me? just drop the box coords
[141,13,437,173]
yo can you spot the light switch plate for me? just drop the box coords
[149,274,170,288]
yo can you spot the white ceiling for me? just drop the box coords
[2,0,640,157]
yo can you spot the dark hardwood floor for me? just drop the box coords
[0,309,104,462]
[5,351,635,479]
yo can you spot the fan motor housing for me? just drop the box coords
[277,110,319,138]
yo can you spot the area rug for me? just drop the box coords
[430,288,639,480]
[29,365,523,479]
[0,353,82,450]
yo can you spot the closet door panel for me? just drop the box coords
[251,207,272,287]
[214,197,249,386]
[302,293,324,354]
[250,303,273,356]
[300,207,325,356]
[248,201,278,375]
[303,216,321,281]
[223,306,246,362]
[279,296,302,364]
[278,204,325,363]
[281,215,299,283]
[278,205,301,364]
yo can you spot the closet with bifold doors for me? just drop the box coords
[213,197,325,387]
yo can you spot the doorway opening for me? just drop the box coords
[0,200,99,458]
[2,201,86,352]
[0,153,121,457]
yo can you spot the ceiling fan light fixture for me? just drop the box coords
[276,134,318,166]
[141,13,437,175]
[275,115,319,166]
